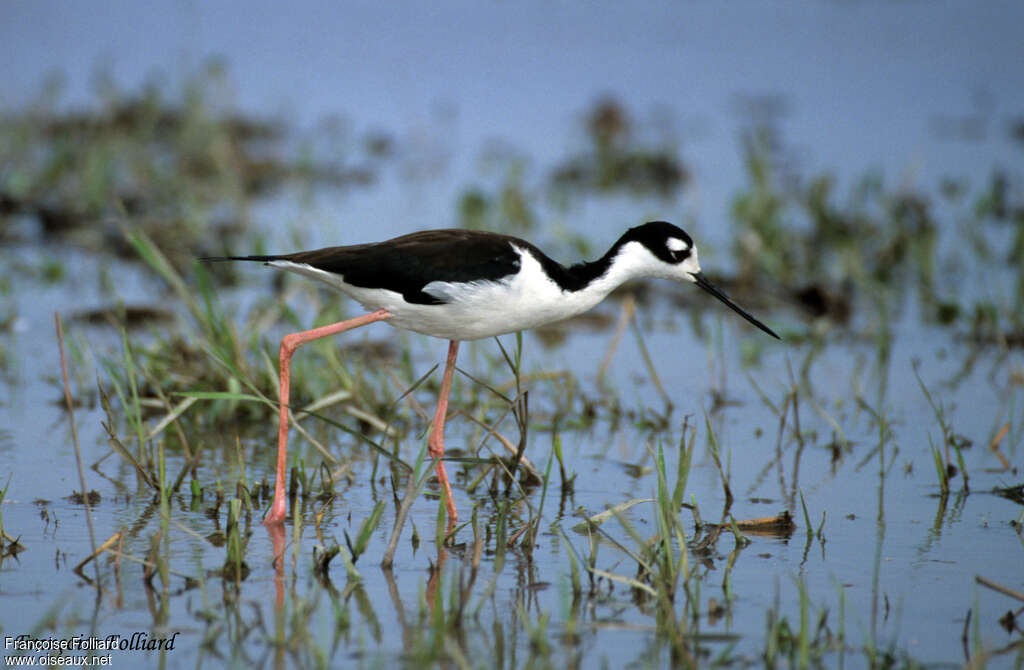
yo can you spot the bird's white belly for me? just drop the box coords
[270,251,609,341]
[350,274,599,340]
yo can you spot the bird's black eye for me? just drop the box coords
[664,237,690,263]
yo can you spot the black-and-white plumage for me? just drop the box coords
[207,221,778,341]
[205,221,778,525]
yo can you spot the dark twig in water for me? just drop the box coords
[975,575,1024,603]
[56,313,101,585]
[381,456,438,568]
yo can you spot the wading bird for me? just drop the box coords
[206,221,778,525]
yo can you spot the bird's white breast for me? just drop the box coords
[268,245,611,341]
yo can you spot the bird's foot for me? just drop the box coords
[263,493,288,526]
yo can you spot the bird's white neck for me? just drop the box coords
[564,240,683,302]
[488,240,680,331]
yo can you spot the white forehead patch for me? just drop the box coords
[666,237,689,252]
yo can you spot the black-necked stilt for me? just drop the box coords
[205,221,778,525]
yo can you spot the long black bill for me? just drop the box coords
[691,272,780,339]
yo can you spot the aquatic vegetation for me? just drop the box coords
[2,74,1022,669]
[0,62,390,269]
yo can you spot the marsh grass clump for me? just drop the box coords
[221,498,250,582]
[312,501,386,580]
[0,477,26,559]
[551,98,689,199]
[0,63,388,270]
[761,580,845,670]
[559,428,707,663]
[914,360,970,494]
[730,127,1024,343]
[2,64,251,259]
[95,226,416,494]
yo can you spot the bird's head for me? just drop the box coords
[620,221,779,339]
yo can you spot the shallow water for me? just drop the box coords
[2,2,1024,668]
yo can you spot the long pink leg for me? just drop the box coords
[265,309,392,525]
[428,340,460,522]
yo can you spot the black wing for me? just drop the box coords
[211,229,537,305]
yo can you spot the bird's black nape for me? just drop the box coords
[691,272,780,339]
